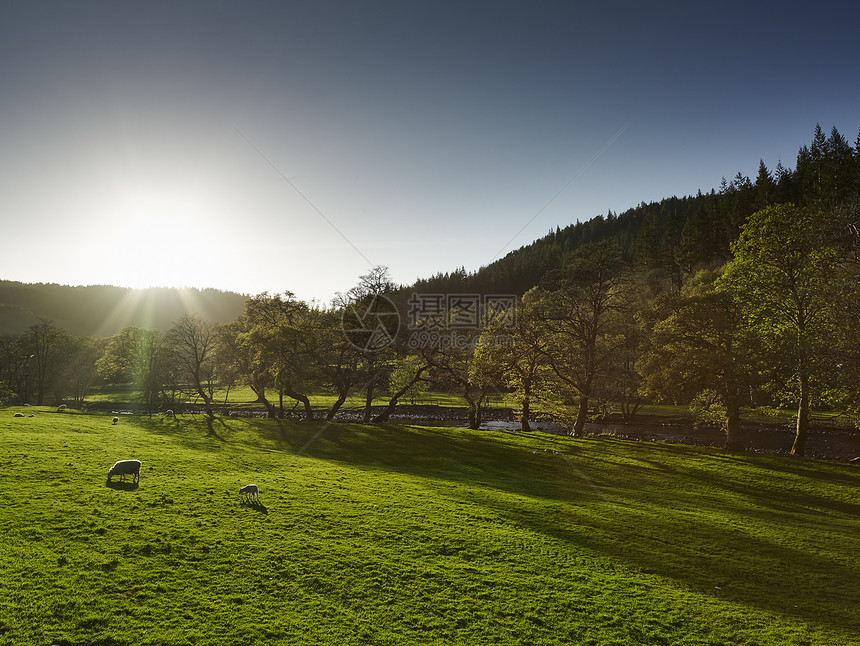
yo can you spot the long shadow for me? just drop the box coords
[140,415,229,452]
[427,452,860,638]
[205,416,227,442]
[105,481,139,491]
[254,420,859,636]
[126,414,860,634]
[240,499,268,514]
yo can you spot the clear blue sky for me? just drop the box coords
[2,1,858,303]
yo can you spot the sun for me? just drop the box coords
[101,183,219,290]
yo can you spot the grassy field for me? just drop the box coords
[85,385,517,412]
[0,407,857,645]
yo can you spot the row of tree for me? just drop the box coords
[1,199,857,459]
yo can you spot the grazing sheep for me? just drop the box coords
[107,459,141,484]
[165,409,174,417]
[239,484,259,502]
[57,404,67,412]
[13,412,24,418]
[112,416,119,425]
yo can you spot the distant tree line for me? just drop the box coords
[0,283,245,337]
[0,125,857,458]
[415,124,860,295]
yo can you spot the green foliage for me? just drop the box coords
[388,354,428,403]
[689,389,727,428]
[720,203,853,451]
[0,379,15,402]
[0,411,857,645]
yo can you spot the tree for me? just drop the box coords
[372,354,430,423]
[0,334,26,403]
[641,270,749,451]
[19,319,68,405]
[57,336,105,408]
[167,314,219,418]
[97,326,168,412]
[472,293,547,431]
[535,241,628,436]
[234,293,319,420]
[720,204,844,455]
[336,266,400,422]
[421,329,491,430]
[218,297,282,418]
[754,160,775,211]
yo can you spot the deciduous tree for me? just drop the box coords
[720,204,844,455]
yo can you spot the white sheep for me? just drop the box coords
[57,404,67,412]
[165,409,174,417]
[13,412,24,418]
[239,484,259,502]
[107,459,141,484]
[112,416,119,425]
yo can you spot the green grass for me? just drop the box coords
[83,386,510,412]
[1,406,858,645]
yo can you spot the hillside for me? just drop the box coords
[413,123,860,296]
[1,409,857,645]
[0,281,246,337]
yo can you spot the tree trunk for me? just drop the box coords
[520,386,532,432]
[262,397,278,419]
[373,365,428,423]
[723,378,743,452]
[326,393,348,421]
[465,390,479,429]
[251,386,278,419]
[197,387,213,418]
[791,367,810,456]
[571,394,589,436]
[362,383,374,423]
[283,386,314,421]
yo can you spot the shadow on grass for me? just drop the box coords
[105,481,139,491]
[430,438,860,638]
[130,414,860,635]
[240,499,269,514]
[245,419,860,638]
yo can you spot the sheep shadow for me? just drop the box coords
[240,499,268,514]
[105,481,139,491]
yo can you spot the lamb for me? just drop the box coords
[107,459,141,484]
[112,416,119,425]
[239,484,259,502]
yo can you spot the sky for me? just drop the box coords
[2,1,859,304]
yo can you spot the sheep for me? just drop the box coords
[107,459,141,484]
[57,404,67,412]
[239,484,259,502]
[164,409,174,417]
[13,412,24,418]
[112,416,119,425]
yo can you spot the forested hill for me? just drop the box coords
[412,124,860,295]
[0,281,246,337]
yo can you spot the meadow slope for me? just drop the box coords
[0,408,857,645]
